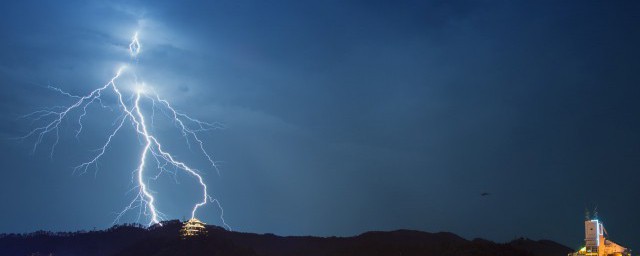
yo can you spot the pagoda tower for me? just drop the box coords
[180,218,208,238]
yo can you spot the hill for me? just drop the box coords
[0,220,573,256]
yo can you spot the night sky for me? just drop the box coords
[0,0,639,251]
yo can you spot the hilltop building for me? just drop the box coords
[568,213,630,256]
[179,218,207,238]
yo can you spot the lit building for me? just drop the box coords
[179,218,208,238]
[569,213,631,256]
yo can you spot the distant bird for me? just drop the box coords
[480,192,490,197]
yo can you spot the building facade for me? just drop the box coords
[569,215,630,256]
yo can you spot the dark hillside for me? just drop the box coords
[0,220,573,256]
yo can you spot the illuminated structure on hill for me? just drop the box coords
[180,218,208,238]
[568,212,631,256]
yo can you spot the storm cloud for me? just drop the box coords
[0,0,639,250]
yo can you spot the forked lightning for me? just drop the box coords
[20,31,230,229]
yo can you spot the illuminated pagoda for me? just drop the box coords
[568,212,631,256]
[180,218,208,238]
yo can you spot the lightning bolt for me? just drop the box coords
[19,31,230,230]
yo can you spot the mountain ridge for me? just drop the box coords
[0,220,573,256]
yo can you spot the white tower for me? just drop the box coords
[584,219,605,253]
[569,213,630,256]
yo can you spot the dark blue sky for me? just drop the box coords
[0,0,639,250]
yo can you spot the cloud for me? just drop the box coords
[1,0,639,250]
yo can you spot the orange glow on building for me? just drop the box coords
[568,213,630,256]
